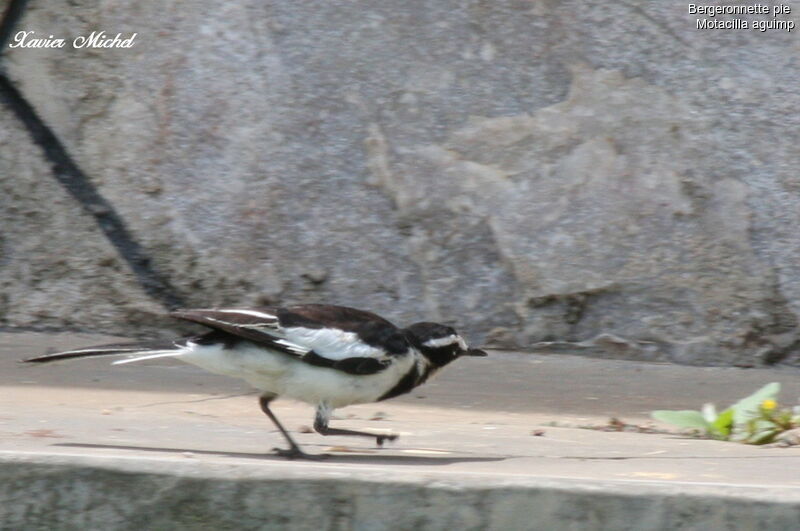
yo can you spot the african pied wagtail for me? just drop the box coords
[25,304,487,459]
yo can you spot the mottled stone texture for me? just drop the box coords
[2,1,799,364]
[3,460,800,531]
[0,113,165,331]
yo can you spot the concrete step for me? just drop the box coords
[3,332,800,530]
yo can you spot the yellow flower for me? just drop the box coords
[761,399,777,411]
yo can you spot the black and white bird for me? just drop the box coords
[25,304,487,458]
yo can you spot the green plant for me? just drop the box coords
[651,382,800,444]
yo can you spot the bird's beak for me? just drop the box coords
[465,348,488,357]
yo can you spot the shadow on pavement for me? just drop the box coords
[53,442,510,465]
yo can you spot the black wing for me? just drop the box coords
[171,304,410,375]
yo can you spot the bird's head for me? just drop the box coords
[403,322,487,368]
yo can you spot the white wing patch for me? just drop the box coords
[111,350,184,365]
[181,309,396,363]
[274,338,310,356]
[215,309,277,320]
[212,309,279,329]
[282,327,389,361]
[184,309,280,331]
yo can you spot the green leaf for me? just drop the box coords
[710,408,734,438]
[651,410,711,431]
[735,417,777,443]
[730,382,780,425]
[747,428,781,445]
[777,410,794,429]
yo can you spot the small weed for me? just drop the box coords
[651,382,800,445]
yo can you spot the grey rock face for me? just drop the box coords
[0,114,165,332]
[2,1,799,364]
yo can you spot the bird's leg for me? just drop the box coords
[259,395,323,459]
[313,404,399,447]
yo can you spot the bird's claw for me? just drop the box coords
[375,433,399,447]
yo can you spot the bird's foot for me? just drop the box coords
[375,433,399,447]
[272,446,328,460]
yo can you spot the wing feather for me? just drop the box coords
[171,305,409,375]
[170,308,303,357]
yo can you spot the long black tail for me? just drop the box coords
[23,340,182,364]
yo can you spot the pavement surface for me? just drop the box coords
[3,331,800,529]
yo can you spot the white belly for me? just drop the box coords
[178,342,417,408]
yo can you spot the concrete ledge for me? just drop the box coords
[3,452,800,530]
[6,333,800,529]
